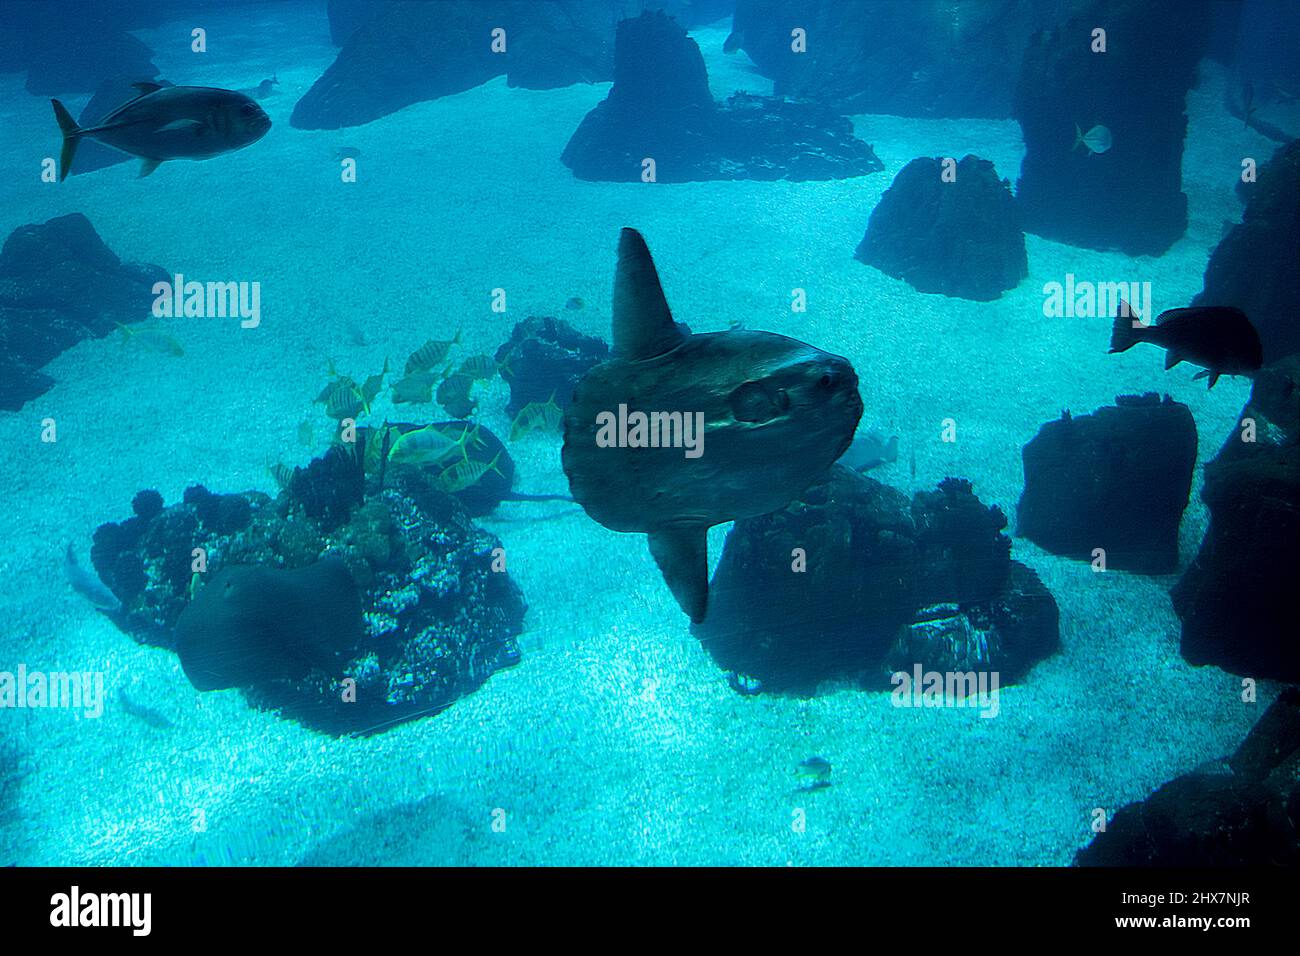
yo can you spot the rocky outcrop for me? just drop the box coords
[855,155,1026,301]
[1014,0,1214,255]
[1172,358,1300,682]
[0,5,158,95]
[726,0,1071,119]
[1017,394,1198,575]
[695,468,1059,694]
[89,444,526,735]
[292,0,617,130]
[494,316,610,417]
[1076,688,1300,866]
[561,11,883,183]
[0,214,167,411]
[1197,138,1300,364]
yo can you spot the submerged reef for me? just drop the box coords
[726,0,1061,119]
[1014,0,1213,255]
[1197,138,1300,364]
[494,315,610,417]
[0,213,168,411]
[293,0,616,130]
[1017,394,1197,575]
[561,11,883,184]
[695,468,1058,694]
[90,444,526,735]
[1076,688,1300,866]
[855,155,1027,301]
[1173,358,1300,683]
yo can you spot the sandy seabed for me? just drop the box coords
[0,4,1282,865]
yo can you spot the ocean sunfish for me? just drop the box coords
[1109,300,1263,388]
[51,82,271,180]
[562,228,863,623]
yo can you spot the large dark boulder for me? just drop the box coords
[1172,358,1300,682]
[494,315,610,417]
[695,468,1058,694]
[89,446,527,736]
[1017,394,1197,574]
[1014,0,1214,255]
[726,0,1070,119]
[1076,688,1300,866]
[292,0,617,130]
[561,11,883,184]
[0,214,167,411]
[0,4,159,95]
[855,155,1027,301]
[1196,139,1300,364]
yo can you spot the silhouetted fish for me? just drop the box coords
[1073,123,1112,155]
[562,228,863,622]
[838,429,899,472]
[1109,301,1263,389]
[51,82,271,180]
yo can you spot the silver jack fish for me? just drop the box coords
[51,81,271,180]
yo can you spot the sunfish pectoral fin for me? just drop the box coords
[613,228,686,361]
[138,158,163,178]
[647,526,709,624]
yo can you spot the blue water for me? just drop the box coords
[0,0,1294,867]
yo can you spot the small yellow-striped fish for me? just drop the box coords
[118,322,183,356]
[386,422,472,469]
[456,353,498,381]
[434,451,502,494]
[390,370,439,405]
[405,330,461,375]
[509,393,563,440]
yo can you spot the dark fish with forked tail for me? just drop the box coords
[838,429,899,472]
[562,229,863,623]
[1108,300,1263,389]
[51,82,271,181]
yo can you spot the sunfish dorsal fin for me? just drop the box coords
[647,526,709,624]
[614,228,686,361]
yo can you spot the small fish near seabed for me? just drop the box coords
[117,322,183,356]
[51,81,271,180]
[564,296,585,311]
[239,75,279,100]
[1109,300,1263,389]
[794,756,832,792]
[838,428,899,473]
[64,544,120,612]
[1072,122,1112,155]
[562,228,863,623]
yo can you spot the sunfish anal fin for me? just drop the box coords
[138,158,162,178]
[1164,350,1181,370]
[647,526,709,624]
[1192,368,1222,388]
[613,228,686,361]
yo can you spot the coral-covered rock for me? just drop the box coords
[0,213,168,410]
[89,448,527,735]
[855,155,1027,301]
[1197,138,1300,363]
[1017,394,1197,574]
[1076,688,1300,866]
[1172,359,1300,682]
[695,467,1057,694]
[561,12,883,183]
[292,0,616,130]
[494,315,610,416]
[1014,0,1214,255]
